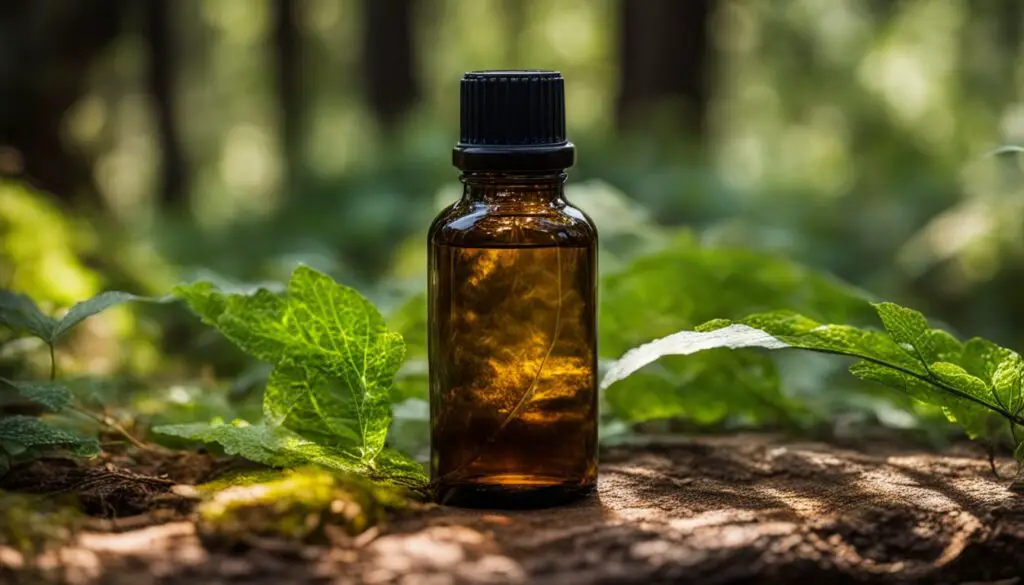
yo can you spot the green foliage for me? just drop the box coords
[0,415,100,474]
[155,266,425,488]
[598,232,876,428]
[602,302,1024,458]
[0,416,99,456]
[0,289,143,345]
[387,293,429,403]
[0,378,100,477]
[600,232,877,356]
[50,292,145,341]
[0,286,144,475]
[0,291,55,341]
[603,350,810,427]
[387,398,429,460]
[0,181,101,306]
[0,378,71,412]
[157,419,424,488]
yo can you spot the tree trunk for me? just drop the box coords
[0,1,127,205]
[360,0,418,135]
[616,0,712,137]
[272,0,302,196]
[142,0,188,211]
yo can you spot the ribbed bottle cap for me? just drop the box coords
[453,70,575,171]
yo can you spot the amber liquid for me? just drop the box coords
[429,243,597,507]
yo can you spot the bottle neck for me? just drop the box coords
[459,171,567,205]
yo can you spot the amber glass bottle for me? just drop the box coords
[428,71,598,508]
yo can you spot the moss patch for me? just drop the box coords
[195,467,412,545]
[0,490,81,560]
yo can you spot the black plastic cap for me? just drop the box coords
[453,70,575,172]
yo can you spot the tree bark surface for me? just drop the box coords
[7,434,1024,584]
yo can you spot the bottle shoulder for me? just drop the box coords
[429,199,597,248]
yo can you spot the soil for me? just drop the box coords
[0,449,227,519]
[3,434,1024,585]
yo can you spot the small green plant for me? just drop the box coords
[0,411,99,476]
[154,266,427,489]
[0,290,143,379]
[602,302,1024,461]
[0,290,145,474]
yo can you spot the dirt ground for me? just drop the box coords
[4,434,1024,585]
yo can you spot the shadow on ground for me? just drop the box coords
[6,434,1024,585]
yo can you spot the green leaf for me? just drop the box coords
[873,303,962,365]
[0,289,158,344]
[849,361,938,404]
[387,294,429,402]
[172,265,408,470]
[0,290,56,340]
[873,302,931,350]
[51,291,143,341]
[848,360,997,439]
[155,420,350,471]
[263,366,362,449]
[595,237,879,430]
[599,237,875,358]
[392,359,428,402]
[388,398,429,459]
[601,322,790,390]
[385,286,430,405]
[373,448,429,487]
[925,362,1006,439]
[993,354,1024,416]
[604,350,805,426]
[154,420,426,487]
[602,302,1024,455]
[0,416,99,457]
[388,292,427,358]
[928,363,991,404]
[961,338,1013,383]
[0,378,71,412]
[2,440,28,457]
[172,281,231,325]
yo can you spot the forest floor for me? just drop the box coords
[3,434,1024,585]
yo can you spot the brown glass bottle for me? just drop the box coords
[428,71,598,508]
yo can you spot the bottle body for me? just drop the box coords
[428,173,598,507]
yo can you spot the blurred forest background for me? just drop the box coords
[3,0,1024,411]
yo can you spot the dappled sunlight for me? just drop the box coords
[5,2,1024,582]
[47,524,207,584]
[885,453,1018,508]
[0,436,1018,583]
[93,96,160,223]
[368,525,524,581]
[857,1,960,141]
[0,184,101,304]
[853,467,964,513]
[77,522,198,555]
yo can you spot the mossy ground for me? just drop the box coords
[193,467,415,545]
[0,452,420,554]
[0,491,81,558]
